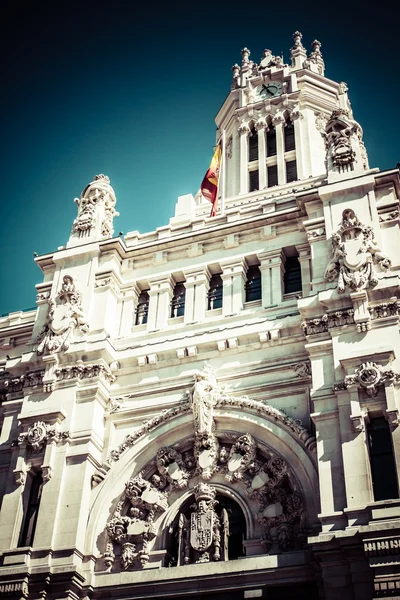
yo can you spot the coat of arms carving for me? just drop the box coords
[325,209,391,293]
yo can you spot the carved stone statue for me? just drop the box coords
[324,209,391,292]
[177,483,229,565]
[191,365,217,435]
[37,275,89,355]
[70,174,119,246]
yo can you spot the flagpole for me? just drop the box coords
[220,129,226,215]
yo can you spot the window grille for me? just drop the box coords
[18,471,43,547]
[135,291,149,325]
[249,170,259,192]
[245,265,262,302]
[208,274,223,310]
[286,160,297,183]
[284,257,302,294]
[267,165,278,188]
[368,417,399,501]
[170,282,186,318]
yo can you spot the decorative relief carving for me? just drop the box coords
[291,362,311,379]
[36,276,89,355]
[301,309,355,336]
[178,483,227,564]
[104,431,306,570]
[324,209,391,293]
[333,362,400,397]
[238,121,251,136]
[18,421,69,452]
[55,362,116,385]
[226,136,233,159]
[323,109,364,171]
[3,371,44,394]
[314,112,328,132]
[369,299,400,319]
[106,375,316,467]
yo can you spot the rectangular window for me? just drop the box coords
[368,417,398,501]
[19,471,43,547]
[171,283,186,318]
[286,160,297,183]
[266,129,277,156]
[267,165,278,188]
[208,274,223,310]
[249,170,259,192]
[245,266,262,302]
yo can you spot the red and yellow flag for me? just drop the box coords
[200,143,222,216]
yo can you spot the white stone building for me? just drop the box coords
[1,31,400,600]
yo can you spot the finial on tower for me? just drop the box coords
[241,47,250,66]
[290,31,307,69]
[67,174,119,249]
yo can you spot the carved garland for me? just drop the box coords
[104,432,305,571]
[106,394,316,465]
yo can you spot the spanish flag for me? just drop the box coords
[201,143,222,217]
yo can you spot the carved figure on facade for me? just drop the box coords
[324,209,391,293]
[177,483,228,565]
[191,365,218,435]
[224,433,257,482]
[231,64,240,89]
[323,109,368,173]
[72,174,119,239]
[291,362,311,379]
[36,276,89,355]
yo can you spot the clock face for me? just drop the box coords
[259,82,282,99]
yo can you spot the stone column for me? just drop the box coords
[183,267,211,325]
[273,114,286,185]
[238,122,250,194]
[220,259,247,317]
[258,250,285,307]
[255,118,267,190]
[147,275,174,332]
[296,242,312,297]
[337,386,372,523]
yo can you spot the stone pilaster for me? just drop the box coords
[258,250,285,307]
[296,242,311,297]
[238,122,250,194]
[182,267,211,325]
[147,275,174,332]
[255,118,267,190]
[220,258,247,317]
[273,114,286,185]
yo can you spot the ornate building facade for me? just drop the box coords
[1,31,400,600]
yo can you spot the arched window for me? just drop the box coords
[208,274,223,310]
[248,126,258,162]
[245,265,261,302]
[284,116,295,152]
[368,417,399,501]
[167,493,246,567]
[18,470,43,547]
[135,290,149,325]
[170,282,186,318]
[266,123,277,157]
[248,126,259,192]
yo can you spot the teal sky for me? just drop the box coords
[1,0,398,315]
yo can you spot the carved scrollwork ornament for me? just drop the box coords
[324,209,391,293]
[238,121,251,136]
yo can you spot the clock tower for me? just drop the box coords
[217,31,367,199]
